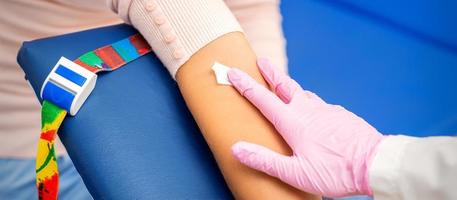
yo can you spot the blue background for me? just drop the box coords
[282,0,457,137]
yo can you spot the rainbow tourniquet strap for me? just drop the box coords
[36,34,151,200]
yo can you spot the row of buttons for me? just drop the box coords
[144,0,184,60]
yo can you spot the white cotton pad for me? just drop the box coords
[212,62,232,85]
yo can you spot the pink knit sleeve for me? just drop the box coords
[107,0,243,78]
[107,0,287,76]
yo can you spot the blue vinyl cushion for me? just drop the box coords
[17,1,456,199]
[18,25,233,199]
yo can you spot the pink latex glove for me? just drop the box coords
[228,58,385,198]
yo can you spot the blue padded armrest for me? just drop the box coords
[17,24,233,199]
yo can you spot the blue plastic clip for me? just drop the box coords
[40,57,97,116]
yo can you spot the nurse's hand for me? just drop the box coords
[228,58,385,197]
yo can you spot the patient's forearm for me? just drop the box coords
[176,32,318,199]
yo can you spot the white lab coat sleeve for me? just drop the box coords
[368,135,457,200]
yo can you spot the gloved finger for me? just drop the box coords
[231,141,291,179]
[257,58,301,104]
[296,90,326,105]
[228,68,287,124]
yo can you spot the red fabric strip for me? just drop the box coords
[74,59,100,73]
[40,130,56,142]
[130,34,152,55]
[95,46,125,70]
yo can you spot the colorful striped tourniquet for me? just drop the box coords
[36,34,151,200]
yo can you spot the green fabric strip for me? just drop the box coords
[41,101,64,127]
[79,51,104,68]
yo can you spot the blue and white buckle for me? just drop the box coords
[40,57,97,116]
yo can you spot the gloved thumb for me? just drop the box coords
[231,141,291,179]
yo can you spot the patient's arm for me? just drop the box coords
[107,0,318,197]
[176,32,318,199]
